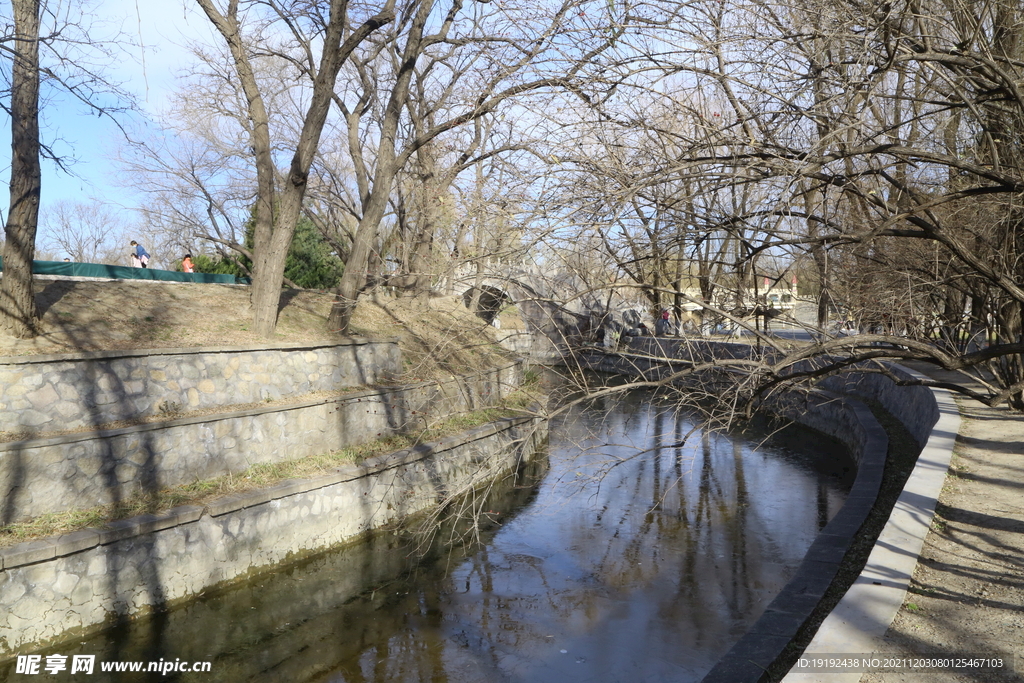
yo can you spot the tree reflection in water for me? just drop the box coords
[10,389,852,683]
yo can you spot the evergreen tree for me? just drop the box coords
[284,217,344,289]
[191,215,342,289]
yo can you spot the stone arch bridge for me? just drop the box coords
[449,265,591,360]
[448,264,648,360]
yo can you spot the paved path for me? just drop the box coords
[860,367,1024,683]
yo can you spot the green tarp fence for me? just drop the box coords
[0,257,249,285]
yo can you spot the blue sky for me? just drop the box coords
[1,0,212,218]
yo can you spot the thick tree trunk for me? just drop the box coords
[196,0,393,338]
[404,227,434,300]
[0,0,42,339]
[329,186,393,332]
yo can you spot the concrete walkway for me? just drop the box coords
[781,365,1023,682]
[855,368,1024,682]
[787,365,1024,682]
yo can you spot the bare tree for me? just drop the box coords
[513,0,1024,410]
[39,199,127,263]
[323,0,625,332]
[192,0,395,337]
[118,66,264,272]
[1,0,133,336]
[0,0,41,338]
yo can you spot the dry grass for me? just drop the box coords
[0,281,513,383]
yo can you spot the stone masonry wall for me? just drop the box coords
[0,416,548,658]
[601,338,939,447]
[0,341,401,434]
[1,362,522,523]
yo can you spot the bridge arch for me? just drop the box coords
[462,284,513,324]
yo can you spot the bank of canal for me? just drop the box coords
[3,388,854,682]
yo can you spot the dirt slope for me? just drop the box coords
[0,279,512,381]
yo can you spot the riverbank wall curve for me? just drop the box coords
[569,340,947,683]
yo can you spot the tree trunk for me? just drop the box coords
[197,0,393,338]
[329,0,434,333]
[405,227,434,300]
[329,180,395,332]
[0,0,42,339]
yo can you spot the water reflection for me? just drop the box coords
[412,391,852,683]
[3,390,852,683]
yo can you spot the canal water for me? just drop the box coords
[4,388,853,682]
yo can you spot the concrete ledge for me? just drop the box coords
[781,375,960,683]
[54,529,100,557]
[263,479,315,500]
[96,510,189,545]
[205,492,267,518]
[0,539,56,568]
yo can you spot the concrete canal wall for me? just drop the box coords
[587,337,938,449]
[572,341,948,683]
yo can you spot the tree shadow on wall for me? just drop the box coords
[5,286,174,664]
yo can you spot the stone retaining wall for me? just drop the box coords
[625,336,773,362]
[495,328,562,362]
[1,363,522,523]
[602,338,939,448]
[0,415,547,658]
[0,340,400,434]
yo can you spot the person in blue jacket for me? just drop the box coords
[130,241,150,268]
